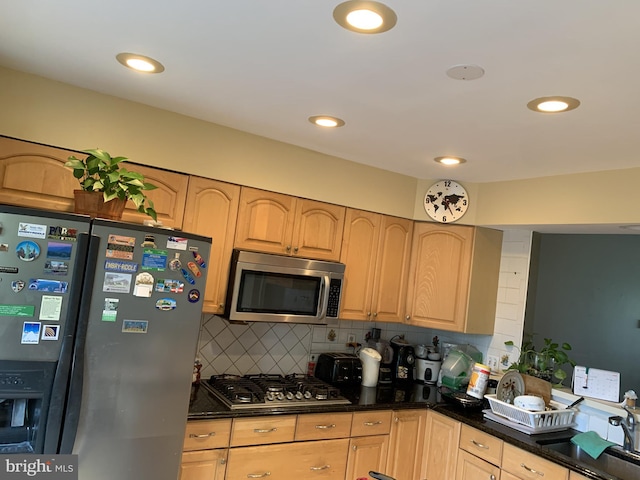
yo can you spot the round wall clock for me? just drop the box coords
[423,180,469,223]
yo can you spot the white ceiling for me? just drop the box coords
[1,1,640,186]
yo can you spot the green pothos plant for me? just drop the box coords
[65,148,158,221]
[504,336,576,384]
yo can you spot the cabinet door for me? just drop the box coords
[371,215,413,323]
[351,410,393,437]
[502,443,568,480]
[226,439,349,480]
[459,424,503,467]
[180,449,227,480]
[230,415,297,447]
[119,163,188,229]
[291,198,345,261]
[339,209,381,320]
[0,136,80,212]
[183,419,232,451]
[455,450,500,480]
[422,410,461,480]
[182,176,240,314]
[234,187,296,255]
[295,412,352,441]
[386,409,427,480]
[406,223,473,331]
[346,435,390,480]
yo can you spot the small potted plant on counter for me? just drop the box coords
[65,148,157,221]
[504,336,576,384]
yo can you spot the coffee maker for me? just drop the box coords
[389,337,415,386]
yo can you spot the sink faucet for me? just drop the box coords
[609,405,636,452]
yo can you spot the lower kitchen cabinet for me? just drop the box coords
[423,410,461,480]
[386,409,427,480]
[501,443,568,480]
[455,449,501,480]
[180,449,227,480]
[225,438,350,479]
[569,472,590,480]
[346,434,390,480]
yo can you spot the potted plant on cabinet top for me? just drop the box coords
[504,336,576,385]
[65,148,158,221]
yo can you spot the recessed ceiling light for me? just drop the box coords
[434,156,467,166]
[308,115,346,128]
[333,1,397,34]
[527,96,580,113]
[116,53,165,73]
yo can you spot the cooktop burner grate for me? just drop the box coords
[204,373,351,410]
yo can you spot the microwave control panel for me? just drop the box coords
[326,279,342,318]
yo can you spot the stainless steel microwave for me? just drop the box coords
[223,249,345,324]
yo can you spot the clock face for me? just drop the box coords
[424,180,469,223]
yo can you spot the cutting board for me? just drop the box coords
[522,374,552,406]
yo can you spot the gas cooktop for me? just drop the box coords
[204,373,351,410]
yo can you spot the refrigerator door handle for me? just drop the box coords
[58,233,101,454]
[43,231,91,454]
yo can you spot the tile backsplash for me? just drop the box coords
[196,229,533,380]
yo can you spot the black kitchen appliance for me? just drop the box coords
[389,337,415,386]
[314,352,362,386]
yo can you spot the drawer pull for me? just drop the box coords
[471,439,488,449]
[247,472,271,478]
[364,421,383,426]
[310,465,330,471]
[189,432,216,438]
[314,424,336,429]
[520,463,544,476]
[490,476,495,480]
[254,428,277,433]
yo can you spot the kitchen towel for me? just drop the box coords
[571,431,616,459]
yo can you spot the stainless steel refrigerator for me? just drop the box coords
[0,204,211,479]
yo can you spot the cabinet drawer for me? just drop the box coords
[226,438,349,480]
[502,443,569,480]
[295,412,352,441]
[183,419,232,451]
[350,410,393,437]
[459,424,503,467]
[230,415,297,446]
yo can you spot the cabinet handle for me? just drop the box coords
[310,465,330,471]
[247,472,271,478]
[367,312,372,317]
[373,312,377,317]
[293,246,299,253]
[254,428,277,433]
[364,421,383,426]
[314,424,336,429]
[489,476,495,480]
[189,432,216,438]
[471,439,489,449]
[405,315,410,320]
[520,463,544,476]
[394,417,399,422]
[352,445,357,451]
[286,245,291,252]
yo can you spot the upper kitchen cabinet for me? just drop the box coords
[234,186,345,261]
[182,176,240,314]
[340,209,413,323]
[0,136,189,228]
[405,223,503,334]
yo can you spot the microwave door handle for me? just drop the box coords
[318,275,330,319]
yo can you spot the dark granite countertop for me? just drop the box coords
[187,382,635,480]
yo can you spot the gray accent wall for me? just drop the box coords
[525,233,640,397]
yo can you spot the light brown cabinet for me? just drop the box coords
[423,410,461,480]
[456,424,503,480]
[386,409,427,480]
[180,419,231,480]
[340,209,413,323]
[455,449,501,480]
[182,176,240,314]
[0,136,189,228]
[405,223,503,333]
[234,186,345,261]
[501,443,568,480]
[347,435,390,480]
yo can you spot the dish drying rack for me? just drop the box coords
[484,394,576,434]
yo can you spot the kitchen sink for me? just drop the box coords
[536,439,640,480]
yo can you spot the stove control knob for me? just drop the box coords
[265,392,275,401]
[276,392,285,401]
[295,391,304,400]
[303,391,313,399]
[285,391,294,400]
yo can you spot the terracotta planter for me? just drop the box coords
[73,190,126,220]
